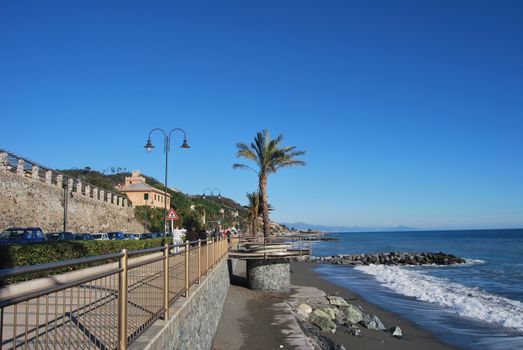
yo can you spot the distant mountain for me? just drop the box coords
[280,222,416,233]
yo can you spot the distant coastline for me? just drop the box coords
[280,222,523,234]
[280,222,416,233]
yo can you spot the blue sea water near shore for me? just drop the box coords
[310,229,523,350]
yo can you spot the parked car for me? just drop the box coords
[46,232,75,241]
[106,232,125,240]
[137,233,153,240]
[92,233,109,241]
[74,233,94,241]
[123,233,139,240]
[0,227,46,245]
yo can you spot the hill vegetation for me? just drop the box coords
[61,167,246,232]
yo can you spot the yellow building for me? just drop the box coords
[120,171,171,209]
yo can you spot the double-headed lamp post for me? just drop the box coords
[144,128,190,237]
[202,188,221,199]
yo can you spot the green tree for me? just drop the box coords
[233,130,305,237]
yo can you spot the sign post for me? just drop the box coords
[166,209,179,234]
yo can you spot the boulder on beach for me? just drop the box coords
[314,308,332,319]
[346,324,362,337]
[390,326,403,337]
[311,313,337,334]
[298,303,312,316]
[342,304,365,324]
[321,306,341,320]
[360,314,386,331]
[327,295,349,307]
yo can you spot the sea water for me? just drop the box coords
[311,229,523,349]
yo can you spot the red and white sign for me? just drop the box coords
[166,209,179,221]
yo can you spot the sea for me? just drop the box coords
[310,229,523,350]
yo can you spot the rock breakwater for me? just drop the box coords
[308,251,465,266]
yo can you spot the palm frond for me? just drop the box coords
[232,163,259,173]
[235,143,257,161]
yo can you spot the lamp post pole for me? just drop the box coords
[145,128,190,237]
[63,177,69,232]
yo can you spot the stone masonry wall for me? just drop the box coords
[247,258,291,292]
[0,170,144,232]
[130,257,229,350]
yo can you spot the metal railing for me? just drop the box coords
[229,235,313,258]
[0,237,229,349]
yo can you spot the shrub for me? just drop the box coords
[0,238,169,285]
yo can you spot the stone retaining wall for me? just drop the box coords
[129,257,229,350]
[0,170,144,232]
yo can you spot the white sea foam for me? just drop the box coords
[354,264,523,332]
[464,258,486,265]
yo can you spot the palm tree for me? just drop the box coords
[234,130,305,238]
[245,191,259,236]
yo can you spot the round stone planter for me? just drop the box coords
[246,258,290,292]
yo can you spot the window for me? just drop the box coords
[144,193,149,200]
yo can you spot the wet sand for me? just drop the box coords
[213,260,457,349]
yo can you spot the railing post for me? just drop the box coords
[184,242,189,297]
[211,238,214,266]
[118,249,128,350]
[206,238,209,274]
[163,244,170,320]
[197,239,201,283]
[214,238,218,267]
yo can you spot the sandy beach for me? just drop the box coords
[213,260,457,350]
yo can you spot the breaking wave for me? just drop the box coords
[354,264,523,332]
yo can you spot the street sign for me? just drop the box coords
[166,209,179,221]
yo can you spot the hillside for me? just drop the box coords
[61,168,246,232]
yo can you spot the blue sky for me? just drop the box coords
[1,0,522,229]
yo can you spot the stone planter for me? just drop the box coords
[246,259,290,292]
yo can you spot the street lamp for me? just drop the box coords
[202,187,221,199]
[144,128,190,237]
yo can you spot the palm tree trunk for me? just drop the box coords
[259,175,270,238]
[250,206,256,237]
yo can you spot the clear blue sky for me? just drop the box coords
[1,1,522,229]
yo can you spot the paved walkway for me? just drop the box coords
[212,260,311,350]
